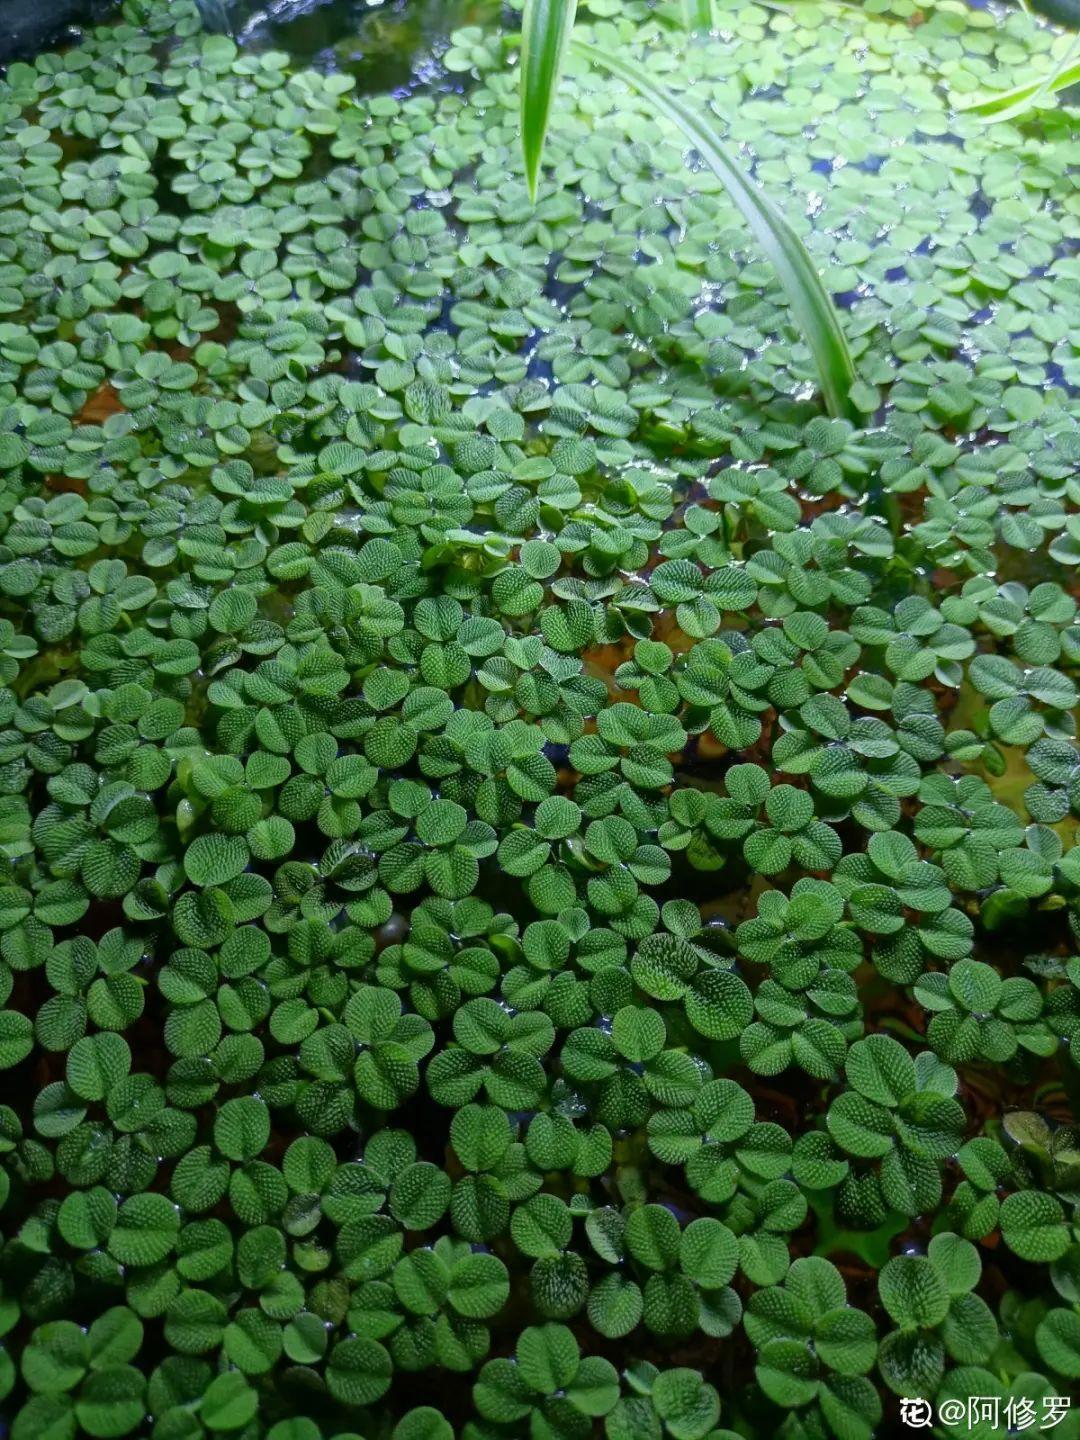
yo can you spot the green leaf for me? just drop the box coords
[1036,1308,1080,1379]
[651,1368,721,1440]
[879,1254,949,1329]
[108,1193,180,1267]
[0,1010,33,1069]
[570,43,857,421]
[200,1371,258,1431]
[214,1097,270,1162]
[520,0,579,203]
[682,0,714,31]
[326,1337,393,1405]
[516,1323,579,1394]
[1000,1190,1070,1262]
[185,834,250,888]
[952,34,1080,122]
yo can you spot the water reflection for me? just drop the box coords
[195,0,502,91]
[0,0,112,63]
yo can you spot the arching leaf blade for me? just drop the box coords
[571,41,857,421]
[521,0,579,202]
[683,0,716,31]
[951,36,1080,121]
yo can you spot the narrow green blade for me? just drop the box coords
[520,0,579,202]
[572,42,856,421]
[682,0,716,31]
[952,36,1080,121]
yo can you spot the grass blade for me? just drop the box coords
[520,0,579,202]
[952,34,1080,120]
[682,0,715,31]
[572,41,857,421]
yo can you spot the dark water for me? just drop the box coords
[195,0,502,92]
[3,0,1075,77]
[0,0,114,63]
[0,0,500,78]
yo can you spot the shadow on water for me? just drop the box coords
[0,0,114,63]
[0,0,502,90]
[195,0,503,91]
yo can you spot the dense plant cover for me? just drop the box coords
[0,0,1079,1438]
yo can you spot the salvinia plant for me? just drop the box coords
[519,0,858,420]
[1,0,1079,1438]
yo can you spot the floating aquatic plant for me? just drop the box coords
[953,30,1080,120]
[0,0,1078,1436]
[521,0,857,418]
